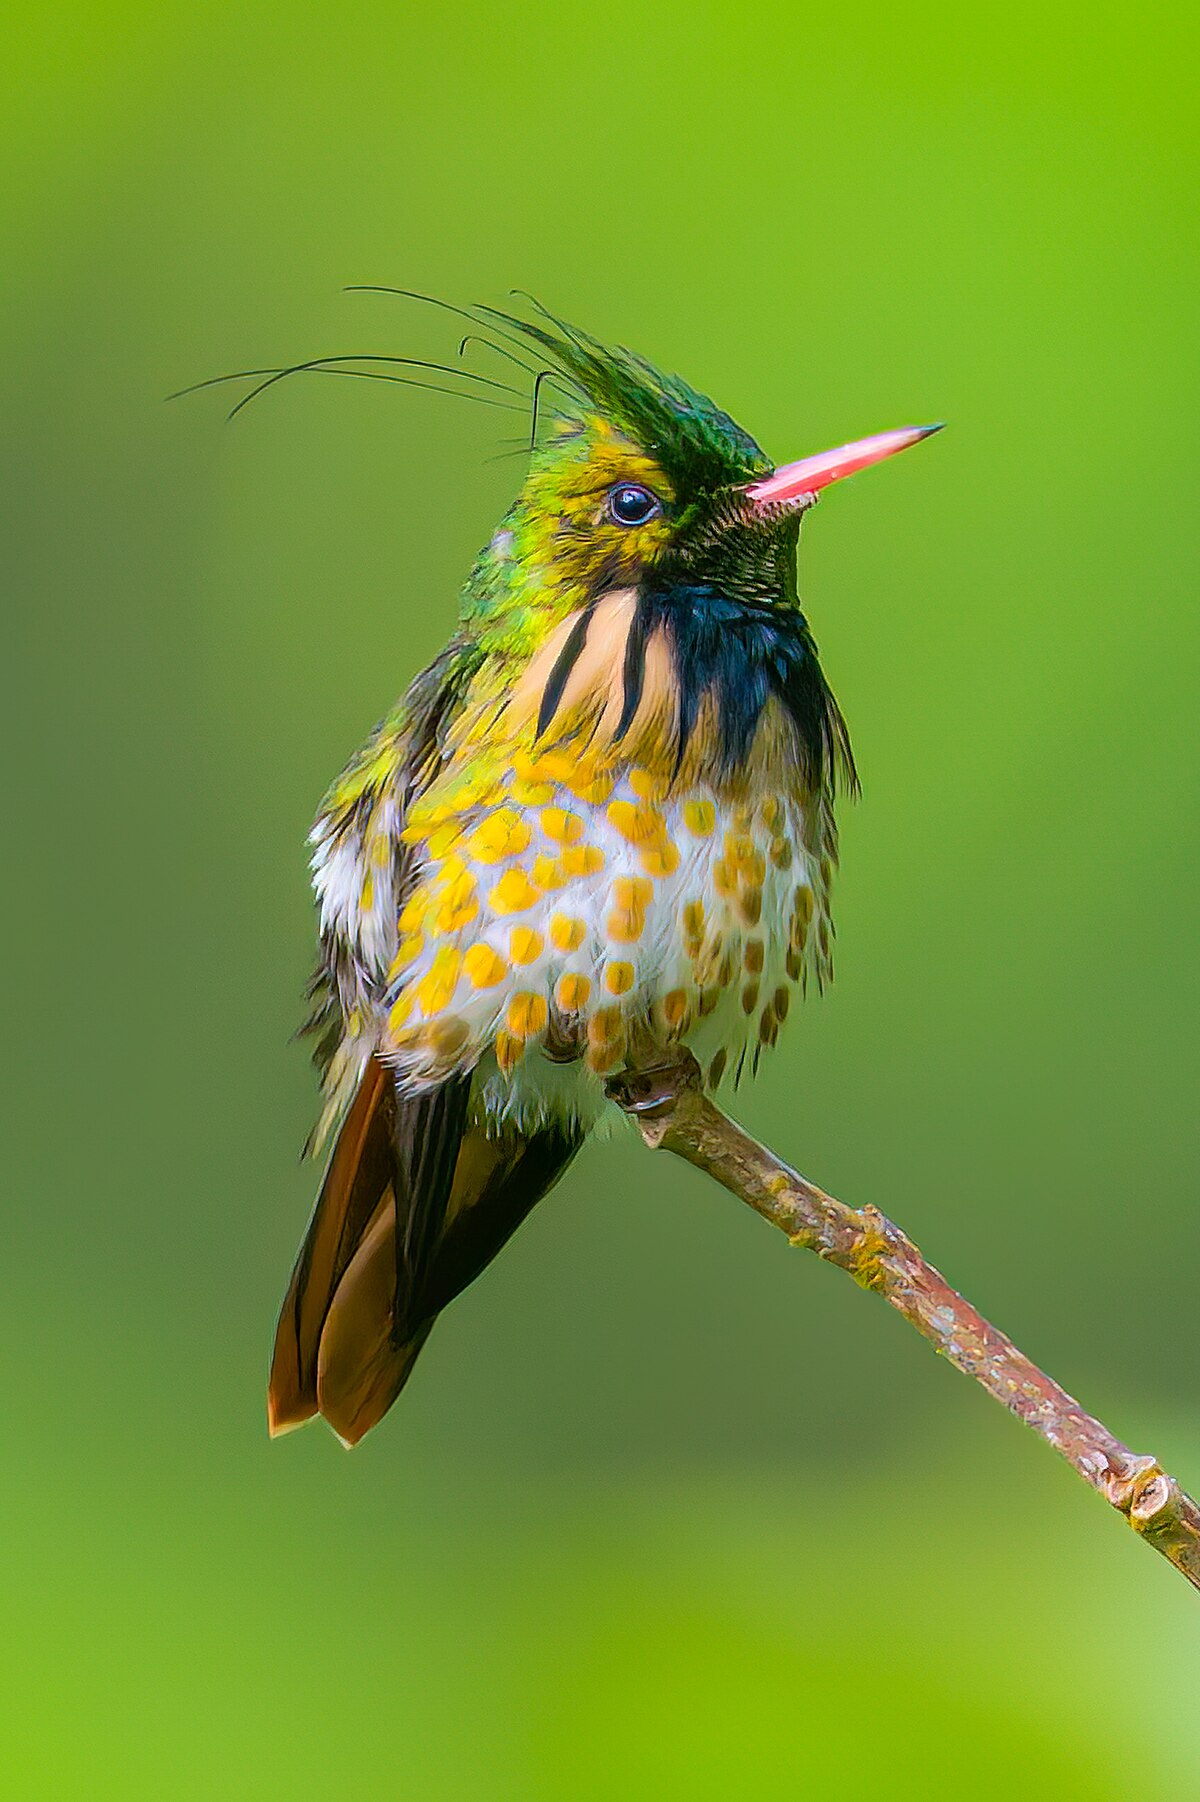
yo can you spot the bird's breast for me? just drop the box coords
[364,742,833,1131]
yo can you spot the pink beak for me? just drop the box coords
[746,423,943,509]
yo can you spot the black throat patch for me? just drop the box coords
[619,582,857,792]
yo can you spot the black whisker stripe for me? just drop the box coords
[536,600,597,741]
[614,602,649,742]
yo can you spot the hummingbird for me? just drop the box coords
[263,295,941,1445]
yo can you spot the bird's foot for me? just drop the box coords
[605,1048,703,1119]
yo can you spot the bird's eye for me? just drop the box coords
[608,483,661,528]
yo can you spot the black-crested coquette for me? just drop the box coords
[247,295,941,1444]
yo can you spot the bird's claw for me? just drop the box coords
[605,1051,703,1118]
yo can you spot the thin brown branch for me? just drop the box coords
[606,1049,1200,1595]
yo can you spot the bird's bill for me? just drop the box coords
[746,423,943,509]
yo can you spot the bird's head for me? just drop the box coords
[178,292,937,796]
[468,304,938,632]
[461,304,939,791]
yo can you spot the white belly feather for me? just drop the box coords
[313,760,827,1136]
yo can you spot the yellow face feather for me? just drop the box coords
[518,418,675,591]
[463,416,676,656]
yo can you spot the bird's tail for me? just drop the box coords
[268,1055,580,1445]
[268,1055,468,1445]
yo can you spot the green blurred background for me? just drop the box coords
[4,1,1199,1794]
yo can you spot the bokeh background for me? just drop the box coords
[4,1,1199,1794]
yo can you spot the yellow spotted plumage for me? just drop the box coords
[352,734,830,1109]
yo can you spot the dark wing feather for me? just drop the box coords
[300,640,482,1089]
[391,1075,475,1335]
[417,1121,582,1321]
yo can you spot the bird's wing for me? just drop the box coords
[300,640,481,1148]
